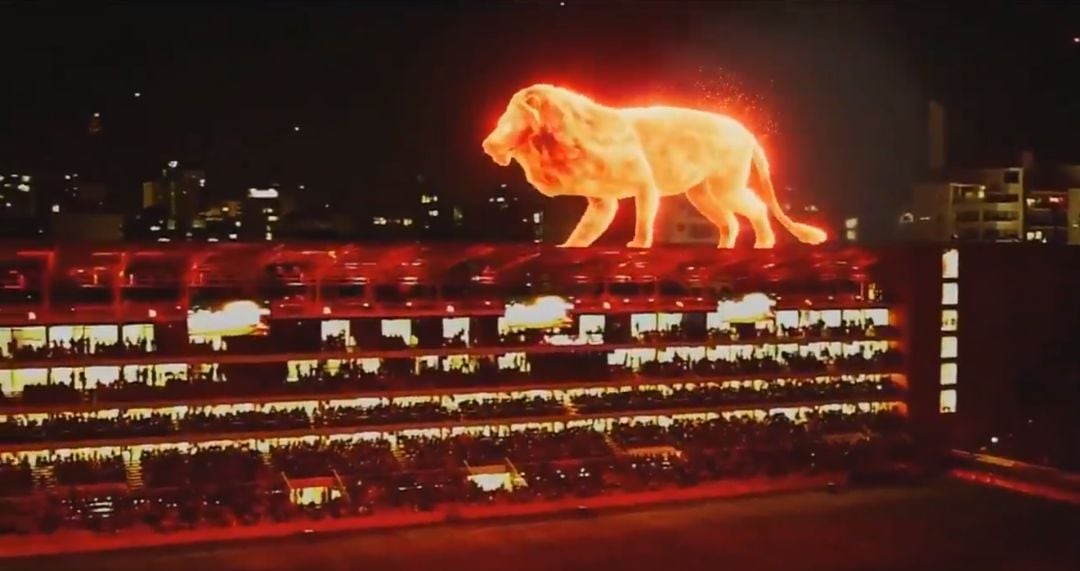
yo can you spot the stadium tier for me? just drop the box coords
[0,243,918,533]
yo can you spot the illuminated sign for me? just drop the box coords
[187,300,270,338]
[502,295,573,332]
[482,84,826,249]
[716,293,775,324]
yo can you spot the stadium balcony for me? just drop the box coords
[0,343,904,413]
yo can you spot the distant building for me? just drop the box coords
[192,200,244,242]
[907,154,1080,244]
[124,206,171,242]
[902,100,1080,245]
[277,207,356,240]
[470,183,544,243]
[141,162,205,235]
[0,171,45,238]
[242,188,284,241]
[51,212,124,243]
[0,172,37,220]
[417,190,464,241]
[365,210,417,242]
[56,174,108,213]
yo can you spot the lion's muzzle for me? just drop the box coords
[482,133,514,166]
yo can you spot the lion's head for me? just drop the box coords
[483,84,622,194]
[483,84,566,165]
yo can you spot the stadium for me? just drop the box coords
[0,241,1076,564]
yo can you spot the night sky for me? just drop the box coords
[1,1,1077,237]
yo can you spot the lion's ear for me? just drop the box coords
[523,92,563,128]
[520,93,543,124]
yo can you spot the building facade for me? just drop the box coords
[141,163,205,236]
[907,156,1080,245]
[0,242,1072,526]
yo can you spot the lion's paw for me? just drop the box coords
[626,240,652,249]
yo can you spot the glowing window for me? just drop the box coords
[820,310,842,328]
[864,308,890,326]
[939,389,957,414]
[123,363,187,385]
[630,313,658,338]
[658,346,706,363]
[942,282,959,306]
[705,311,728,331]
[941,309,958,332]
[941,336,958,359]
[286,359,319,381]
[321,319,351,343]
[122,323,154,345]
[48,323,120,345]
[381,318,411,340]
[940,362,957,386]
[579,314,605,344]
[775,310,799,330]
[942,249,959,279]
[607,347,657,369]
[356,358,381,374]
[441,354,475,373]
[798,310,823,328]
[413,355,438,374]
[50,367,75,385]
[497,352,528,371]
[841,309,864,323]
[11,327,46,349]
[83,366,121,388]
[0,369,46,395]
[11,368,47,390]
[657,313,683,332]
[442,317,470,342]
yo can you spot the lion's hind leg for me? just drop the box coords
[732,187,776,249]
[686,185,739,249]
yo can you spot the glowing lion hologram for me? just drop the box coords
[482,84,827,249]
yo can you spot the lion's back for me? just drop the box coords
[618,105,755,194]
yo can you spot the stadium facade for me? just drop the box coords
[0,242,1072,515]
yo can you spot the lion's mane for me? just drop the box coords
[514,85,636,191]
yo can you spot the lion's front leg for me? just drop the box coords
[560,197,618,247]
[627,185,660,248]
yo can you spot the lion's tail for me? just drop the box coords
[751,140,827,245]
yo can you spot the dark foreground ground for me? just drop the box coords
[8,481,1079,571]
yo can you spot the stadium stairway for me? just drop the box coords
[390,444,409,467]
[32,463,56,490]
[260,449,275,471]
[124,459,144,491]
[603,432,625,456]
